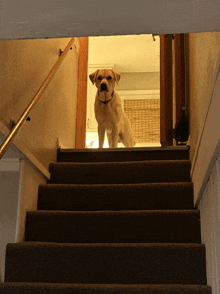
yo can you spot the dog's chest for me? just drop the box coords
[95,101,119,126]
[97,103,114,120]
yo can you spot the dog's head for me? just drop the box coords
[89,69,120,93]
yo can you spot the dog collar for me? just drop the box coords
[99,90,114,105]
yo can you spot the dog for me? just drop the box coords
[89,69,136,148]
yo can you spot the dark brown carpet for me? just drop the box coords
[5,243,207,285]
[0,283,212,294]
[25,210,201,243]
[48,160,191,184]
[38,182,194,211]
[1,148,212,293]
[57,147,190,162]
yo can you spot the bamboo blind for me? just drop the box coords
[124,99,160,143]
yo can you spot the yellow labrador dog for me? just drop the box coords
[89,69,136,148]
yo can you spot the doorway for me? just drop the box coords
[85,34,160,148]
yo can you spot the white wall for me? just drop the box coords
[0,156,47,282]
[198,145,220,293]
[0,132,48,282]
[0,171,20,282]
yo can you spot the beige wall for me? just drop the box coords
[189,32,220,160]
[188,32,220,203]
[0,38,79,169]
[88,35,160,73]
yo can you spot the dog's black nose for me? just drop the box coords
[100,83,108,92]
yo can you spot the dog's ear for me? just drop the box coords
[89,70,100,84]
[110,69,121,84]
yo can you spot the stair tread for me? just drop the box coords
[6,241,206,247]
[52,159,191,165]
[40,182,193,186]
[27,209,199,213]
[40,182,193,187]
[4,147,211,292]
[0,282,212,294]
[60,146,189,152]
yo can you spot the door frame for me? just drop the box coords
[76,34,187,148]
[160,34,173,146]
[160,33,186,146]
[75,37,89,148]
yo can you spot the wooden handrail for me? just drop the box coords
[0,38,75,160]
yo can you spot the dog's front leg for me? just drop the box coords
[112,125,119,148]
[98,124,105,148]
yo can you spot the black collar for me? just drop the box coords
[99,90,114,105]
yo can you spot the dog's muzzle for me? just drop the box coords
[100,83,108,92]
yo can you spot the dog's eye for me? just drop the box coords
[98,76,102,80]
[107,76,112,80]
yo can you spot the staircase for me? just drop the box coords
[0,147,212,293]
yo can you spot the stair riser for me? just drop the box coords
[58,149,190,162]
[0,283,212,294]
[5,243,207,285]
[25,210,201,243]
[38,183,194,211]
[2,148,210,293]
[49,161,191,184]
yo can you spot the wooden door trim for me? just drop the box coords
[75,37,89,148]
[160,34,173,146]
[174,33,185,128]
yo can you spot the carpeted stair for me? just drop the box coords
[0,147,212,293]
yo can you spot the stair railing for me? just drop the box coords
[0,38,75,160]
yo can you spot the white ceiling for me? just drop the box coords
[89,35,160,73]
[0,0,219,40]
